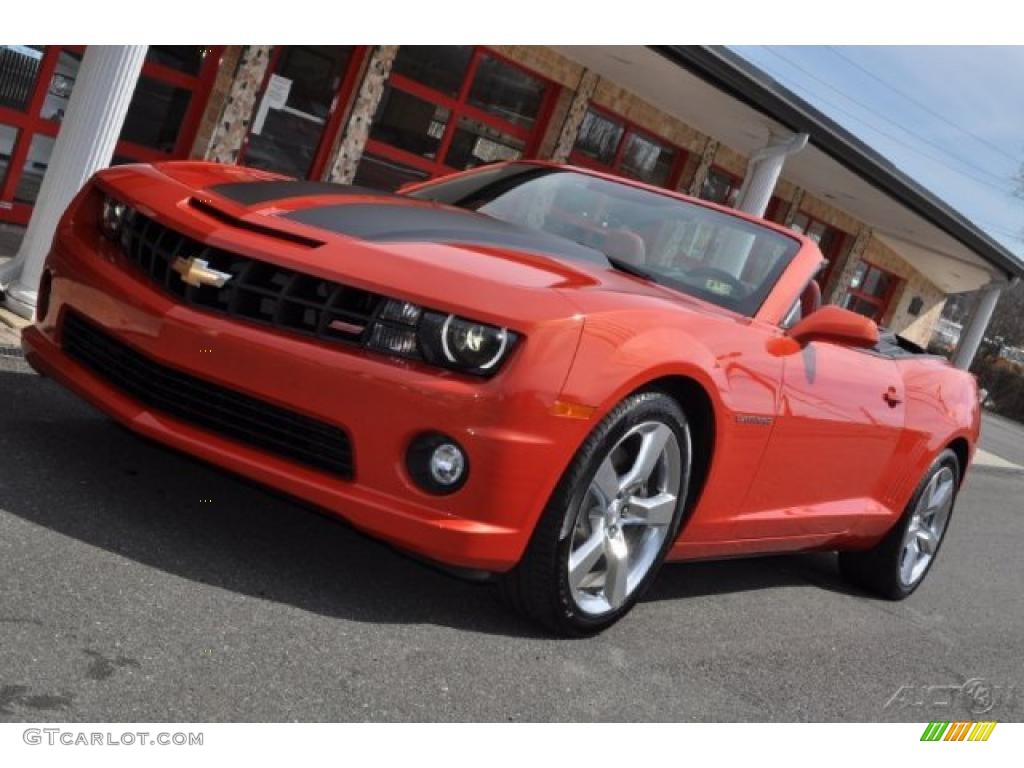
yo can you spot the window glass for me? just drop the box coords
[790,212,810,233]
[410,165,799,317]
[244,46,355,178]
[445,116,524,170]
[699,168,737,206]
[353,152,428,192]
[146,46,206,76]
[573,110,623,165]
[120,75,192,153]
[14,133,54,204]
[0,46,43,112]
[0,123,19,190]
[619,133,675,186]
[466,54,545,129]
[369,85,449,160]
[865,268,893,298]
[843,295,879,319]
[391,46,473,97]
[845,262,898,321]
[805,219,827,244]
[40,49,81,122]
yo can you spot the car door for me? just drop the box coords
[740,339,906,537]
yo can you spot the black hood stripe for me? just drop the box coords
[281,203,607,264]
[209,180,395,206]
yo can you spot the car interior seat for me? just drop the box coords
[800,279,822,317]
[603,229,647,266]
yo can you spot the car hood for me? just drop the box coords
[139,164,735,328]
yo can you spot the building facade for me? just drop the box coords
[0,44,958,346]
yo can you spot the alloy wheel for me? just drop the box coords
[567,420,683,616]
[898,466,955,587]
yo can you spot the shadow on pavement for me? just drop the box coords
[0,370,855,638]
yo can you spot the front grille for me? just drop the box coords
[62,311,354,479]
[118,212,384,345]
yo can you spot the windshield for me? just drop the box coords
[408,164,800,316]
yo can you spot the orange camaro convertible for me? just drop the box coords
[23,160,980,635]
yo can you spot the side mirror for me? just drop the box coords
[787,305,879,348]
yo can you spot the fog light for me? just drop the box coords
[406,433,469,494]
[430,443,465,486]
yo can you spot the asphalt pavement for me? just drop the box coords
[1,362,1022,721]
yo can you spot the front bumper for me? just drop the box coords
[26,224,590,572]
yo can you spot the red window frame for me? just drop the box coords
[237,45,369,181]
[844,261,902,323]
[764,195,786,223]
[567,103,688,190]
[698,164,743,206]
[789,210,851,290]
[362,46,560,181]
[0,45,224,225]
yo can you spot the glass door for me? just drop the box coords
[239,46,366,180]
[0,45,224,225]
[355,46,559,191]
[0,45,49,224]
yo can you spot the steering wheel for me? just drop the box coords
[682,266,747,297]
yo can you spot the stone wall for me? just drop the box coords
[710,143,749,179]
[798,191,863,235]
[489,46,583,89]
[550,70,599,162]
[190,46,243,159]
[325,46,398,184]
[202,45,273,164]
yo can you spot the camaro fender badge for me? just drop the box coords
[735,413,773,426]
[170,256,232,288]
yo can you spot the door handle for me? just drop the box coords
[883,387,902,407]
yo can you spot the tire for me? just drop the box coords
[499,391,692,636]
[838,449,960,599]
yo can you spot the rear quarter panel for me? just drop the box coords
[882,356,980,514]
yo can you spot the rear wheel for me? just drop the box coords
[500,391,692,636]
[839,449,960,599]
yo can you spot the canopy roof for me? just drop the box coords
[553,45,1022,293]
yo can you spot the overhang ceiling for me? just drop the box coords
[552,45,1005,293]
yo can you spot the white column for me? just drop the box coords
[952,282,1004,370]
[0,45,147,319]
[735,132,809,217]
[711,133,808,276]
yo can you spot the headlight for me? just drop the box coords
[365,299,518,376]
[440,315,510,370]
[100,195,129,240]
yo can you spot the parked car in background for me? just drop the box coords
[23,160,980,634]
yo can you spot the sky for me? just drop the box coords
[730,46,1024,261]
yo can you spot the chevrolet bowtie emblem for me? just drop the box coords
[170,256,232,288]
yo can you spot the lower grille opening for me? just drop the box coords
[61,311,353,479]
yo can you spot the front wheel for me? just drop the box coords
[839,449,960,599]
[500,391,692,636]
